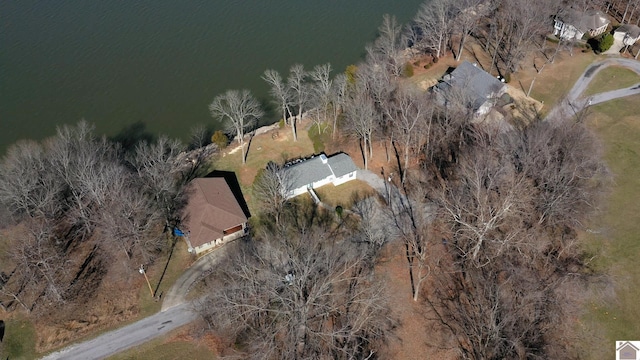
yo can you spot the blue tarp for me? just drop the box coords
[173,228,185,237]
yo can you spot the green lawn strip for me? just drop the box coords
[0,315,37,360]
[106,331,216,360]
[581,95,640,359]
[213,127,316,215]
[582,66,640,97]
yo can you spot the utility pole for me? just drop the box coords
[139,265,154,298]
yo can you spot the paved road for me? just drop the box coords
[40,245,230,360]
[40,57,640,360]
[546,58,640,120]
[41,303,198,360]
[161,245,229,311]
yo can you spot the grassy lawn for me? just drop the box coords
[0,315,37,360]
[213,126,315,214]
[314,180,375,209]
[580,94,640,359]
[106,331,216,360]
[583,66,640,97]
[139,240,194,317]
[511,50,597,114]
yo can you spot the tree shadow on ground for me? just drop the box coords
[109,121,156,153]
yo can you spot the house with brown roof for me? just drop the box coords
[181,172,250,255]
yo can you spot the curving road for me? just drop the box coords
[545,58,640,121]
[41,246,229,360]
[41,303,198,360]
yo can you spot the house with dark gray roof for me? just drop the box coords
[433,61,506,116]
[554,9,610,40]
[284,153,358,199]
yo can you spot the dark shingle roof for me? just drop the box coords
[436,61,505,111]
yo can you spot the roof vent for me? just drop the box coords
[320,154,328,164]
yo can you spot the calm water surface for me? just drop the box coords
[0,1,423,151]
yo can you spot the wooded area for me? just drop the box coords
[2,0,635,358]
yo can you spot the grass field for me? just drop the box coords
[583,66,640,97]
[213,126,315,214]
[106,331,217,360]
[0,315,37,360]
[139,240,194,317]
[513,51,597,114]
[314,180,375,208]
[581,94,640,359]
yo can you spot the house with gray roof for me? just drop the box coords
[284,153,358,199]
[433,61,506,116]
[554,9,610,40]
[615,24,640,46]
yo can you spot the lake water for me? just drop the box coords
[0,1,423,152]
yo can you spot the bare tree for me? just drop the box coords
[385,88,432,182]
[47,121,123,241]
[209,89,263,163]
[354,62,396,163]
[99,183,163,265]
[488,0,557,73]
[329,73,348,138]
[9,216,70,306]
[252,161,291,226]
[343,88,379,170]
[309,63,333,133]
[188,124,209,150]
[515,119,608,229]
[287,64,311,142]
[412,0,454,59]
[263,69,294,129]
[197,227,393,360]
[420,119,608,358]
[451,0,486,61]
[367,14,405,77]
[388,178,435,301]
[129,136,185,225]
[0,140,62,220]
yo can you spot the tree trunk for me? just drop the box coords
[363,138,369,170]
[456,33,467,61]
[240,140,246,164]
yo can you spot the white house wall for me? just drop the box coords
[191,223,247,255]
[333,171,356,186]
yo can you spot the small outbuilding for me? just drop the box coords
[615,24,640,46]
[181,172,250,255]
